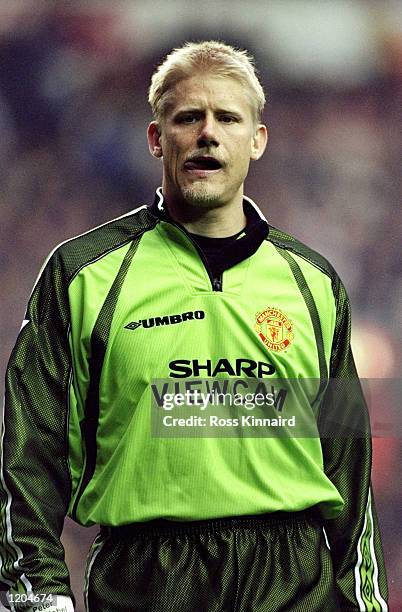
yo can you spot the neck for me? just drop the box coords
[162,190,247,238]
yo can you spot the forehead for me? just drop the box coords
[166,74,254,118]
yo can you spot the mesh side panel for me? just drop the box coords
[329,278,355,378]
[71,237,142,518]
[274,246,327,389]
[86,519,339,612]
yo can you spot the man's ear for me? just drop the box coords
[147,121,163,158]
[250,123,268,161]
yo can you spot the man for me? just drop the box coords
[0,41,388,611]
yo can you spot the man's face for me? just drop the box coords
[147,74,267,209]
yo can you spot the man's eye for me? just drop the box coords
[220,115,237,123]
[180,115,198,124]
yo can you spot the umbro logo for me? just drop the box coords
[125,321,142,330]
[125,310,205,330]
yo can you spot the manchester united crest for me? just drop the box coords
[255,307,294,352]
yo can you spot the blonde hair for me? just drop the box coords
[148,40,266,124]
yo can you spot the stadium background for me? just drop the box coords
[0,1,400,610]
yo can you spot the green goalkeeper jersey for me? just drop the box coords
[0,189,388,609]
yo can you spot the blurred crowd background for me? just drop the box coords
[0,1,401,610]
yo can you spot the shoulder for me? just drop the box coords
[42,205,158,285]
[267,224,344,305]
[267,225,336,282]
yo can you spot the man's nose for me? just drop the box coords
[197,117,219,148]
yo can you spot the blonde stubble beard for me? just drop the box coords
[180,177,243,209]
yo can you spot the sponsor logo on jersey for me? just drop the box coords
[254,307,294,352]
[169,358,275,378]
[125,310,205,330]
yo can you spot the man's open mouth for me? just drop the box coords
[183,156,223,171]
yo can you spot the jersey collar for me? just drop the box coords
[148,188,269,275]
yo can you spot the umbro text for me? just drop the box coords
[125,310,205,330]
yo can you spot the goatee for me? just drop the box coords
[181,186,225,208]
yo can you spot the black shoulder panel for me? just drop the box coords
[267,225,342,301]
[55,206,158,284]
[268,225,337,281]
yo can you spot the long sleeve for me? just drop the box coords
[319,279,388,611]
[0,250,75,606]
